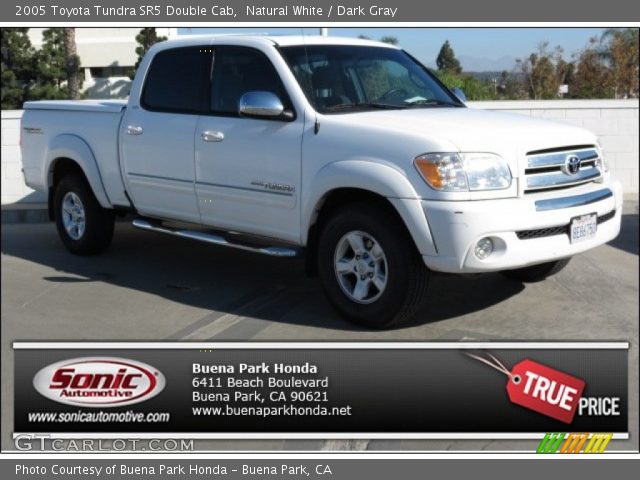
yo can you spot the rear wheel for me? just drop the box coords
[54,173,115,255]
[500,258,571,283]
[317,203,429,329]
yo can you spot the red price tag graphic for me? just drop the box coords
[467,353,585,424]
[507,359,585,424]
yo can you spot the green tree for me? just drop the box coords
[556,57,573,87]
[496,70,514,97]
[436,40,462,74]
[434,70,495,100]
[30,28,72,100]
[502,71,529,99]
[1,28,35,109]
[134,28,167,72]
[516,43,567,99]
[600,28,639,98]
[570,37,612,98]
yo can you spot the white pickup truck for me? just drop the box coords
[21,35,623,328]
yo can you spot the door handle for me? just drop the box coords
[201,130,224,142]
[126,125,144,136]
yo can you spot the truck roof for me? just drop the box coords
[158,34,400,50]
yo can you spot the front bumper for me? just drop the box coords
[421,181,623,273]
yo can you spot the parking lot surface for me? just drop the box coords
[2,210,638,451]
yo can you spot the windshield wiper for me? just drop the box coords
[404,98,462,108]
[323,102,407,112]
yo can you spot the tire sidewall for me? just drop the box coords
[53,174,113,255]
[318,206,416,328]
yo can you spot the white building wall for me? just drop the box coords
[1,100,639,205]
[27,28,178,68]
[1,110,43,204]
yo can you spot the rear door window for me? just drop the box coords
[142,47,211,114]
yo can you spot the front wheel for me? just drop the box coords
[54,173,115,255]
[500,258,571,283]
[317,203,429,329]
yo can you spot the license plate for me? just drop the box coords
[570,213,597,244]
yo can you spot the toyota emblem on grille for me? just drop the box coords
[563,155,581,175]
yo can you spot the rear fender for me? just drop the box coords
[46,134,111,208]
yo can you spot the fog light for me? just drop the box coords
[475,237,494,260]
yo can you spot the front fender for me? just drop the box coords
[303,160,437,256]
[45,134,111,208]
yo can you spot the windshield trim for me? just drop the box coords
[402,49,466,107]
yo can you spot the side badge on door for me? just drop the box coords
[251,180,295,194]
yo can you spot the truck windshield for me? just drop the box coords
[279,45,464,113]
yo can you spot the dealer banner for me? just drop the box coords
[13,342,628,437]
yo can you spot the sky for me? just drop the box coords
[178,27,607,71]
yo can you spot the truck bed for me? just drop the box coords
[21,100,129,207]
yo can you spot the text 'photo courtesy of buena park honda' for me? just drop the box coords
[20,34,623,329]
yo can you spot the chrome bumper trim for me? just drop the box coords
[534,188,613,212]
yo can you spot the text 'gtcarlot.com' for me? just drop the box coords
[14,434,193,451]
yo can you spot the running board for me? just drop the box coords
[132,219,301,258]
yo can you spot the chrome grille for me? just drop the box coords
[524,146,602,193]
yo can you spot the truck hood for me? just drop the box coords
[335,107,597,154]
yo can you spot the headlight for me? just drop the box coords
[596,155,610,173]
[462,153,512,190]
[414,153,511,191]
[596,140,609,172]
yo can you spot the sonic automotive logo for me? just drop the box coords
[33,357,165,407]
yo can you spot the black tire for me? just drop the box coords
[317,202,429,329]
[53,173,115,255]
[500,258,571,283]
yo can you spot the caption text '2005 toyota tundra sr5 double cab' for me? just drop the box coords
[21,35,623,328]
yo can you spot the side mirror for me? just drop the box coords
[452,87,467,103]
[239,91,285,118]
